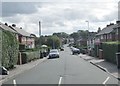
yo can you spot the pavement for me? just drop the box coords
[0,57,48,85]
[79,53,119,80]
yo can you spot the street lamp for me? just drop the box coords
[39,21,41,48]
[85,21,89,32]
[85,21,90,52]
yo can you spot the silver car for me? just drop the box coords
[48,49,59,59]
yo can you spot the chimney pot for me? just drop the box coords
[5,23,8,26]
[116,21,120,24]
[110,23,114,25]
[12,24,16,27]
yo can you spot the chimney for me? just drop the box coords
[109,23,114,26]
[106,25,110,27]
[106,23,114,27]
[12,24,16,27]
[5,23,8,26]
[116,21,120,24]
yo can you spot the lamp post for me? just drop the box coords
[85,21,90,53]
[39,21,42,58]
[85,21,89,32]
[39,21,41,48]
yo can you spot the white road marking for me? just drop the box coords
[58,77,63,86]
[103,77,110,84]
[13,79,17,86]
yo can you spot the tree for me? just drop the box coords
[46,35,60,49]
[70,32,79,42]
[53,32,69,38]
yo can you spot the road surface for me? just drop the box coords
[2,45,119,85]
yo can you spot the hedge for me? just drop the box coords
[18,51,40,64]
[102,42,119,64]
[1,30,19,69]
[0,30,2,66]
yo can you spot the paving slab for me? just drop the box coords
[79,54,119,79]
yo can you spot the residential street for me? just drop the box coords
[2,45,119,85]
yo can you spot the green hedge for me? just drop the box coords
[19,51,40,64]
[0,30,2,66]
[1,30,19,69]
[102,42,119,64]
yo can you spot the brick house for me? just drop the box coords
[87,32,97,56]
[10,24,36,48]
[95,21,120,43]
[0,22,36,48]
[94,21,120,57]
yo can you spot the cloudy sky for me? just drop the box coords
[0,0,119,36]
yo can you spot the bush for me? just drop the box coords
[1,30,19,69]
[102,42,119,64]
[19,51,40,64]
[19,44,25,52]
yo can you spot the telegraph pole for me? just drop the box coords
[39,21,42,58]
[39,21,41,48]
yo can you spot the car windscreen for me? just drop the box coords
[50,50,58,53]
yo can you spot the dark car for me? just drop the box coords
[72,48,80,55]
[60,47,64,51]
[48,49,59,59]
[0,66,9,75]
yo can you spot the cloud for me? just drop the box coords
[1,1,119,36]
[2,2,39,17]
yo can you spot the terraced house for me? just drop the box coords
[94,21,120,62]
[10,24,36,48]
[0,22,36,49]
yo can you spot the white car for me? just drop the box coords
[48,49,59,59]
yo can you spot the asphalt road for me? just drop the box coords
[2,45,119,85]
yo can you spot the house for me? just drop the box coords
[0,22,36,49]
[77,38,87,47]
[10,24,36,48]
[95,21,119,43]
[87,32,97,56]
[94,21,120,57]
[0,22,16,33]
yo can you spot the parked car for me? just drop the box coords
[60,47,64,51]
[0,66,9,75]
[72,48,80,55]
[48,49,59,59]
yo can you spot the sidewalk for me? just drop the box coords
[0,57,48,85]
[79,54,119,80]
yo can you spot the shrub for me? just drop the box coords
[1,30,19,69]
[102,42,119,64]
[19,44,25,52]
[19,51,40,64]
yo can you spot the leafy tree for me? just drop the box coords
[53,32,69,38]
[35,35,61,49]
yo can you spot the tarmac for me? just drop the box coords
[0,57,48,85]
[0,53,119,85]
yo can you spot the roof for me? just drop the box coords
[96,24,118,36]
[0,22,17,33]
[10,26,34,37]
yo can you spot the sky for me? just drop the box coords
[0,0,120,36]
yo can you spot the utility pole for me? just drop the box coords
[86,21,90,53]
[39,21,42,58]
[39,21,41,48]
